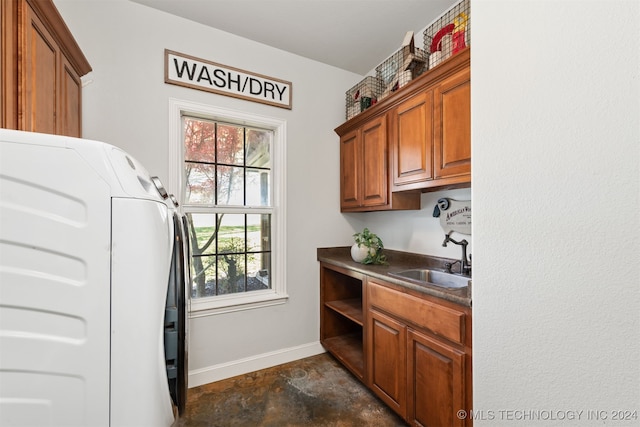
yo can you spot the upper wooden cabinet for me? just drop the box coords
[1,0,92,137]
[434,66,471,180]
[389,50,470,192]
[389,89,434,186]
[336,48,470,207]
[340,116,388,210]
[338,114,421,212]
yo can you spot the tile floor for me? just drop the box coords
[176,353,407,426]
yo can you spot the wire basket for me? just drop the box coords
[375,45,427,101]
[423,0,470,70]
[345,76,384,120]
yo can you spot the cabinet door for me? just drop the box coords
[391,91,434,186]
[360,116,388,207]
[22,3,59,134]
[369,309,407,418]
[407,328,465,427]
[59,56,82,137]
[434,67,471,179]
[340,129,361,209]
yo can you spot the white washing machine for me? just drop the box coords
[0,129,189,426]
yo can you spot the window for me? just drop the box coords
[169,99,287,316]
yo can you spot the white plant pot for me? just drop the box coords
[351,243,374,263]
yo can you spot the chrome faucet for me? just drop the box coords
[442,231,471,276]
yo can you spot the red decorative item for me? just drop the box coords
[430,24,454,53]
[452,31,466,54]
[452,12,468,55]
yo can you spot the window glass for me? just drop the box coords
[246,128,271,168]
[183,117,274,300]
[216,124,244,166]
[216,165,244,206]
[184,164,214,204]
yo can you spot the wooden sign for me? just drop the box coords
[433,198,471,235]
[165,49,292,109]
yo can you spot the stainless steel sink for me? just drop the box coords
[388,269,470,289]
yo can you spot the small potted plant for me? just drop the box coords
[351,228,387,265]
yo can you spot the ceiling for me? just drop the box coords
[131,0,457,75]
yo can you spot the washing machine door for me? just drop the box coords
[165,211,189,415]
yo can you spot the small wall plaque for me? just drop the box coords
[433,198,471,235]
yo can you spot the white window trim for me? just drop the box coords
[168,98,288,317]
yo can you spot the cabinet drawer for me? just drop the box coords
[369,281,465,344]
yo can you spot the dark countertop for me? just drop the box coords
[317,246,472,307]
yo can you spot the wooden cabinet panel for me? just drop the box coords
[338,115,418,212]
[369,310,407,418]
[361,116,387,207]
[24,5,58,134]
[1,0,91,137]
[340,129,360,209]
[369,280,466,345]
[434,67,471,179]
[337,113,421,212]
[407,329,465,427]
[391,91,433,186]
[1,0,19,128]
[59,57,82,137]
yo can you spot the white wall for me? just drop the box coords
[54,0,361,385]
[472,1,639,424]
[347,188,472,260]
[56,0,640,415]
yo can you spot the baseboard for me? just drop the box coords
[188,341,326,388]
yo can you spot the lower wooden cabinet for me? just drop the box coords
[407,328,466,427]
[369,310,467,426]
[319,260,472,426]
[369,309,407,418]
[367,279,472,426]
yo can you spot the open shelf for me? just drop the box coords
[320,263,365,381]
[325,298,363,325]
[322,333,364,379]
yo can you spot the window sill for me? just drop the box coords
[188,290,289,318]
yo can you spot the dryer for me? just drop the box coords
[0,129,189,426]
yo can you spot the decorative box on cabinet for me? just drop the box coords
[1,0,92,137]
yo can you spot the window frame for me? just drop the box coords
[168,98,288,317]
